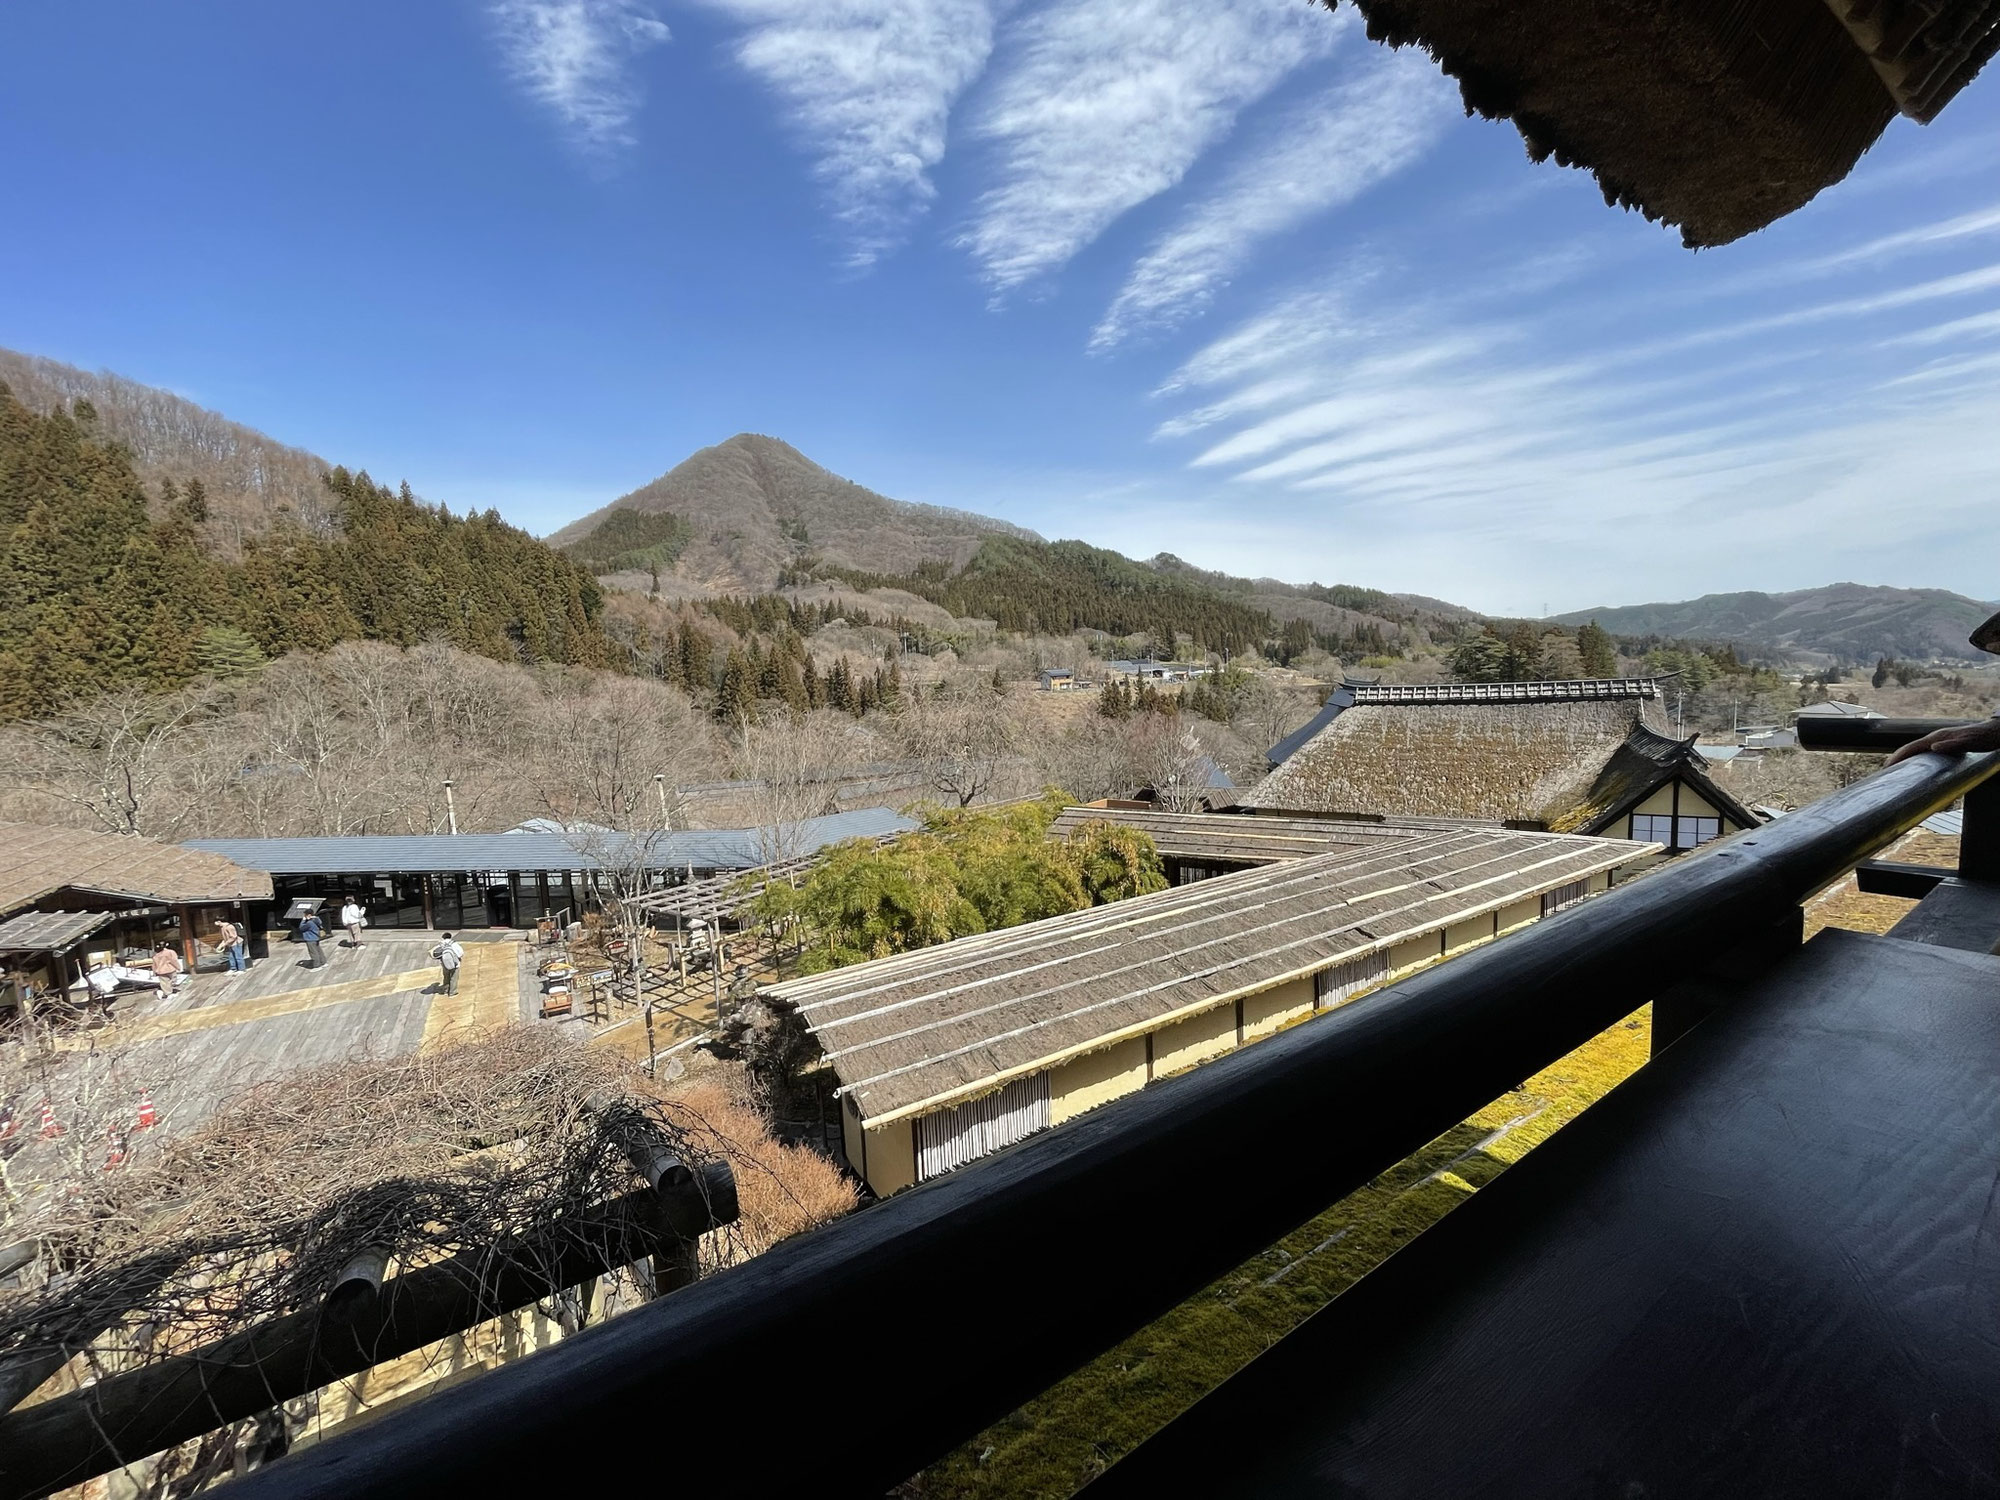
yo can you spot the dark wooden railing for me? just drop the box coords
[185,743,1997,1500]
[9,737,1989,1500]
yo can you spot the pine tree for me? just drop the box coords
[1576,621,1619,678]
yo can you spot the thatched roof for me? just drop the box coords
[775,828,1652,1125]
[1243,682,1764,833]
[1243,684,1680,825]
[1332,0,1997,246]
[0,823,272,915]
[1047,806,1431,865]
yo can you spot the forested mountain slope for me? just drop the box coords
[550,433,1038,593]
[0,346,332,548]
[1551,584,1998,664]
[0,390,611,717]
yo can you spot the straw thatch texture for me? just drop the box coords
[0,822,272,914]
[1046,807,1425,866]
[1333,0,1906,246]
[1240,696,1677,826]
[776,829,1651,1123]
[1823,0,2000,120]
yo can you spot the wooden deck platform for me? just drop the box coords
[1085,927,2000,1499]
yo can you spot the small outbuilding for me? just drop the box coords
[0,822,273,1011]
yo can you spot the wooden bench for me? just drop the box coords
[1086,928,2000,1499]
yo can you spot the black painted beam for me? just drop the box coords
[1853,859,1952,898]
[1889,876,2000,955]
[1797,716,1967,753]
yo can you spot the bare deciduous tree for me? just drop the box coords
[896,686,1014,808]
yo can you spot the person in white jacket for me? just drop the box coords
[340,898,368,949]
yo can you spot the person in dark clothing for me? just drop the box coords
[299,911,326,968]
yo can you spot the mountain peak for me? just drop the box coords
[550,435,1037,593]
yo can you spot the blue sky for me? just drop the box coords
[3,1,1998,615]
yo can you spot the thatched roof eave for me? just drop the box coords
[1327,0,1994,247]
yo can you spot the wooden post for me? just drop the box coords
[421,876,435,930]
[177,905,198,971]
[1960,774,1999,882]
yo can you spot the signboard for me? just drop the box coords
[588,969,616,984]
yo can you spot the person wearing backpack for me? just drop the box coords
[431,932,465,995]
[298,910,326,968]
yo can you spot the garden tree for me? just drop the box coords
[1030,720,1140,805]
[1235,671,1311,755]
[749,794,1166,973]
[1576,621,1618,678]
[1062,819,1170,904]
[896,683,1015,807]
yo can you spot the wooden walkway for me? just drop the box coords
[16,938,527,1168]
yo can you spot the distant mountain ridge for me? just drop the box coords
[549,433,1039,594]
[0,346,334,546]
[1551,584,1999,664]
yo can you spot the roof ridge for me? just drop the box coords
[1349,678,1660,705]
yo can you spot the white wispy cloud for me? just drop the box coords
[957,0,1341,294]
[1091,48,1450,349]
[696,0,1003,265]
[1147,218,2000,612]
[488,0,671,151]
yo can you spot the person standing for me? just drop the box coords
[340,897,367,949]
[299,910,326,968]
[150,942,183,994]
[215,917,245,974]
[431,931,464,995]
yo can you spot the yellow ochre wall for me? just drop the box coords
[1242,976,1314,1041]
[1388,934,1442,975]
[1151,1004,1237,1079]
[1630,781,1729,822]
[1497,897,1540,934]
[1445,917,1492,955]
[1051,1037,1149,1124]
[857,1116,917,1197]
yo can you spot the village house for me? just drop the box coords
[1245,678,1760,854]
[772,824,1653,1196]
[1038,667,1077,691]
